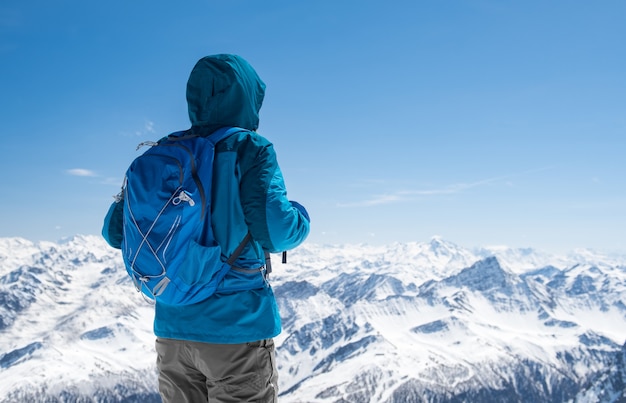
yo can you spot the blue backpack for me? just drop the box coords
[121,127,254,306]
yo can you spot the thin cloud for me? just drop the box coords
[338,168,553,208]
[145,120,155,133]
[337,180,487,208]
[338,193,405,208]
[66,168,97,177]
[101,176,124,186]
[404,178,496,196]
[122,119,157,137]
[136,119,156,136]
[66,170,124,188]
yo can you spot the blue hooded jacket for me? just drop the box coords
[104,54,310,343]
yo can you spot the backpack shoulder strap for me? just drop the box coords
[208,127,247,146]
[226,232,253,266]
[226,232,273,276]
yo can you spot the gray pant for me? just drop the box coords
[156,338,278,403]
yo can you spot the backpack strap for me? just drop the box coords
[166,127,244,144]
[226,232,274,277]
[265,251,273,275]
[215,127,272,276]
[208,126,247,145]
[226,232,252,266]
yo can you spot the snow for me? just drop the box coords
[1,235,626,402]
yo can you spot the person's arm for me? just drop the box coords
[239,134,310,253]
[102,193,124,249]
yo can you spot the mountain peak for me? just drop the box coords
[2,236,626,402]
[443,256,516,293]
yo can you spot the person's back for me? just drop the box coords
[103,54,310,402]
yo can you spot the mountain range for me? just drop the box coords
[1,235,625,402]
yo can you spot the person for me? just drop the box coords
[102,54,310,402]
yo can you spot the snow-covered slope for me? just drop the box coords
[575,341,626,403]
[1,235,625,402]
[0,235,159,402]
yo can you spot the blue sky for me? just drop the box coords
[1,0,624,254]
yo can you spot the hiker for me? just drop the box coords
[102,54,310,402]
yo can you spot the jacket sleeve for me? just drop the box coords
[102,199,124,249]
[239,134,310,253]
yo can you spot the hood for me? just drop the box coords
[186,54,265,132]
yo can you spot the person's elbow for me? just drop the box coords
[265,203,310,252]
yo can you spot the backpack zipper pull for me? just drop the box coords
[173,190,195,206]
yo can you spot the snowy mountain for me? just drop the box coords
[1,235,625,402]
[575,341,626,403]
